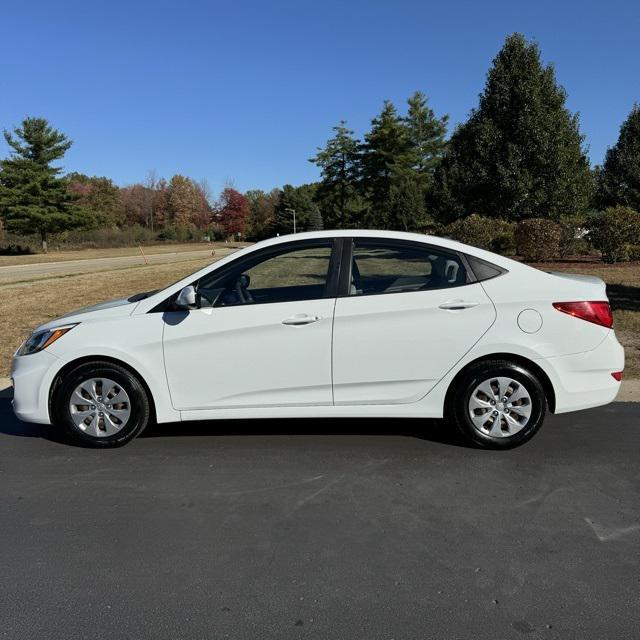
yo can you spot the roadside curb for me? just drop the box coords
[1,376,639,402]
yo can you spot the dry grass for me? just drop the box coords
[0,242,247,267]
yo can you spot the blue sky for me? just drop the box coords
[1,0,638,193]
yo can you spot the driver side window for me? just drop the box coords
[198,242,334,306]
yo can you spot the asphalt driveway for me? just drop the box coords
[1,391,638,639]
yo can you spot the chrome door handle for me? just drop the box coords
[282,314,321,326]
[438,300,480,310]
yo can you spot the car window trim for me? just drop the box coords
[150,237,342,312]
[336,237,477,298]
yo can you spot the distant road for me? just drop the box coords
[0,247,239,284]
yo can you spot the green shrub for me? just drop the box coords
[515,218,562,262]
[627,244,640,262]
[588,206,640,263]
[0,242,35,255]
[490,218,516,255]
[557,214,588,258]
[157,227,177,241]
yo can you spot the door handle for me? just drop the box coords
[438,300,480,310]
[282,314,321,326]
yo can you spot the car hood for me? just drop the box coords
[36,296,139,332]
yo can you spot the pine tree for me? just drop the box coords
[404,91,448,186]
[432,33,593,223]
[359,101,412,228]
[596,104,640,211]
[0,118,89,251]
[274,184,320,234]
[309,121,363,228]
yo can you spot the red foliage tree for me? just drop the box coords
[217,187,249,237]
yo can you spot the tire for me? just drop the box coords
[52,361,151,448]
[448,359,547,449]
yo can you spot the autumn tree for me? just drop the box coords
[67,173,124,228]
[432,33,593,222]
[0,118,89,251]
[166,175,210,230]
[120,184,151,227]
[217,187,249,237]
[245,189,279,240]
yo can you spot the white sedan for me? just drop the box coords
[11,230,624,448]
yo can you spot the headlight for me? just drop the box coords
[17,323,78,356]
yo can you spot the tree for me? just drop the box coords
[404,91,448,187]
[432,33,593,223]
[274,184,322,234]
[596,104,640,210]
[166,175,210,230]
[359,101,411,228]
[217,187,249,238]
[0,118,89,251]
[245,189,278,240]
[67,173,124,228]
[310,121,363,228]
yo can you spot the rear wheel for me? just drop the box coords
[52,361,150,447]
[449,360,547,449]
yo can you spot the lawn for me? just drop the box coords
[0,242,246,267]
[0,253,637,378]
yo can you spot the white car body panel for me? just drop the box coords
[162,299,336,410]
[332,283,495,404]
[10,230,624,427]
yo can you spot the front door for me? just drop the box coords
[162,240,338,410]
[332,238,496,405]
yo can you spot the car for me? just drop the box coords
[11,230,624,449]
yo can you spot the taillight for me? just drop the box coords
[612,371,623,382]
[552,301,613,328]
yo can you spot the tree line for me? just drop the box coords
[1,33,639,257]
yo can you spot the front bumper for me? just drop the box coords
[544,330,625,414]
[11,350,62,425]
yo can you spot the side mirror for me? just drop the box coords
[175,285,197,309]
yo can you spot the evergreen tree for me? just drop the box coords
[0,118,89,251]
[274,184,321,234]
[359,101,412,228]
[404,91,448,186]
[432,33,593,223]
[596,104,640,211]
[310,121,363,228]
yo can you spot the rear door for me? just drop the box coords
[332,238,496,405]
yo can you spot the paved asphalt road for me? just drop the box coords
[1,390,638,640]
[0,248,236,283]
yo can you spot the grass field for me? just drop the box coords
[0,251,637,378]
[0,242,247,267]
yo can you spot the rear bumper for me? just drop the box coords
[11,350,61,425]
[543,330,625,414]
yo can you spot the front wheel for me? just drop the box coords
[52,361,151,447]
[449,360,547,449]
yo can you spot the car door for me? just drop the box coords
[162,239,338,410]
[332,238,496,405]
